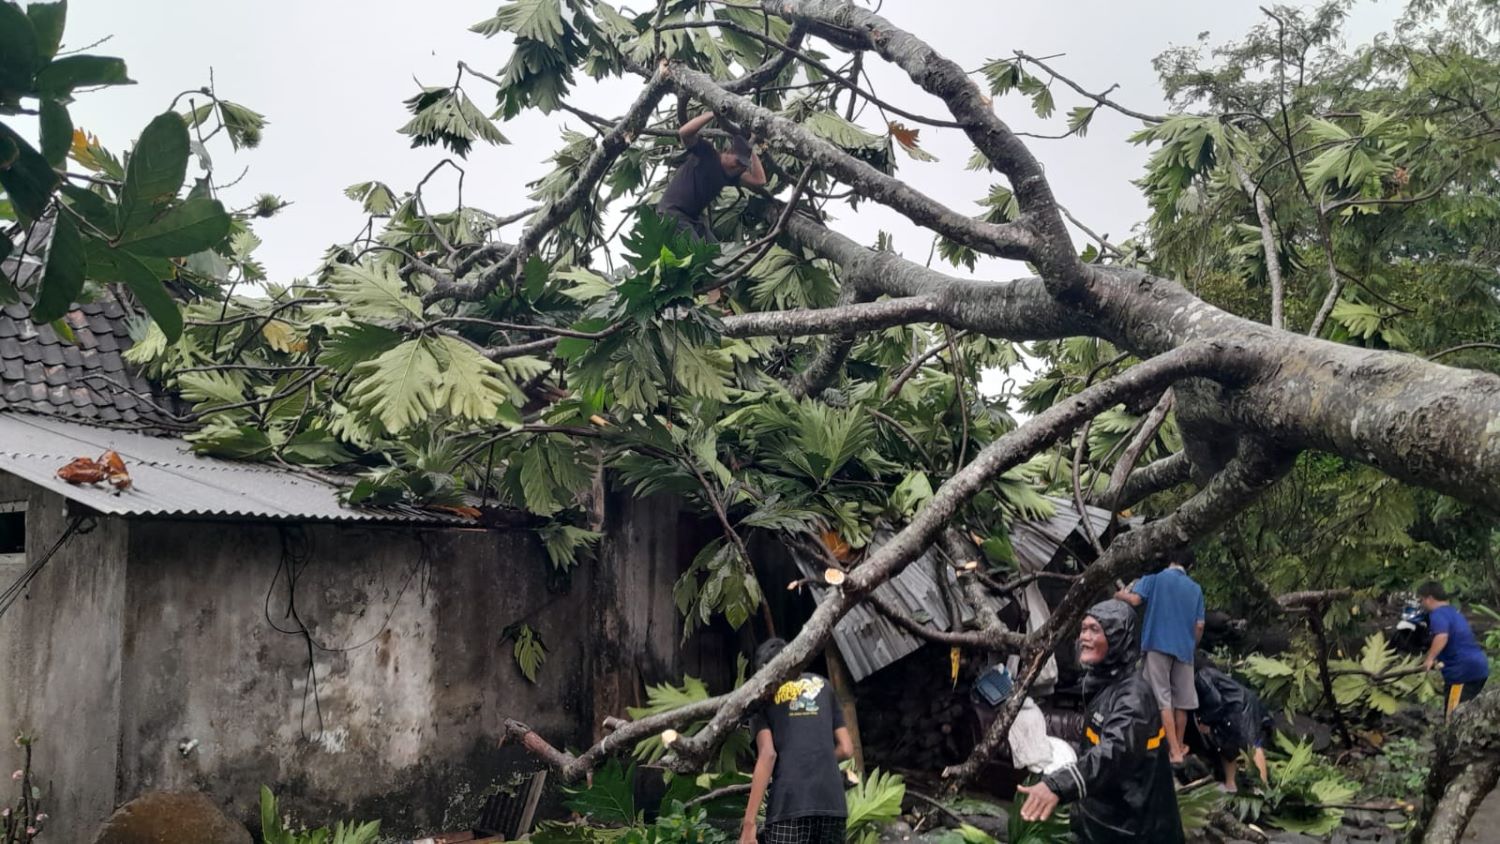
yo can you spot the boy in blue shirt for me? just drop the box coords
[1117,547,1205,764]
[1418,581,1490,721]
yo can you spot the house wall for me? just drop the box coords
[0,475,737,841]
[0,477,129,841]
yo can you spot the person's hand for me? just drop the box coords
[1423,657,1434,672]
[738,821,758,844]
[1015,782,1060,822]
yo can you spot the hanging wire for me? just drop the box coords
[0,514,91,622]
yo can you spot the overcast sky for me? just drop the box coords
[48,0,1407,289]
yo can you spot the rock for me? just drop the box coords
[1267,834,1326,844]
[93,791,252,844]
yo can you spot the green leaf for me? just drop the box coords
[328,262,424,320]
[1246,654,1295,678]
[507,623,548,683]
[517,443,561,516]
[429,334,520,422]
[114,197,230,257]
[0,124,59,220]
[186,423,275,459]
[321,322,403,372]
[540,523,601,570]
[117,111,190,235]
[0,2,39,96]
[473,0,565,48]
[38,97,71,167]
[802,110,886,151]
[84,241,183,342]
[177,370,247,406]
[846,768,905,836]
[563,757,635,823]
[891,470,934,517]
[400,85,508,158]
[31,211,84,322]
[33,54,131,96]
[349,339,441,433]
[25,1,65,61]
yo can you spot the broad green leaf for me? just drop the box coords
[400,85,508,158]
[177,370,247,407]
[328,262,423,320]
[39,97,71,167]
[349,339,441,433]
[802,110,886,151]
[0,124,59,220]
[472,0,565,48]
[32,212,84,323]
[33,54,131,96]
[84,241,183,341]
[0,3,39,96]
[115,197,230,256]
[517,444,560,516]
[26,1,65,61]
[563,758,635,823]
[1245,654,1295,678]
[508,623,547,683]
[540,523,601,570]
[117,111,190,235]
[429,334,519,422]
[321,322,402,371]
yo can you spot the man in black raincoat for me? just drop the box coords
[1015,599,1184,843]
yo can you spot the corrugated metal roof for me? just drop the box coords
[792,529,973,682]
[793,499,1120,682]
[0,413,472,526]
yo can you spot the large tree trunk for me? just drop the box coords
[1418,689,1500,842]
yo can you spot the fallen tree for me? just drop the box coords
[21,0,1499,832]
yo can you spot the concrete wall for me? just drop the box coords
[0,476,735,841]
[0,477,129,841]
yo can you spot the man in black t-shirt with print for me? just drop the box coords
[656,110,766,243]
[741,638,854,844]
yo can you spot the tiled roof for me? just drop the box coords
[0,221,177,428]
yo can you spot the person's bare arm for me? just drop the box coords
[833,726,854,762]
[740,729,776,844]
[1115,589,1143,607]
[740,142,767,188]
[1425,633,1449,672]
[1194,620,1205,645]
[679,111,715,147]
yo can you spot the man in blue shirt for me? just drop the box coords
[1117,547,1205,764]
[1418,581,1490,721]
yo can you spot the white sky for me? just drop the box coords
[50,0,1403,288]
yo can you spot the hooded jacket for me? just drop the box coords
[1194,666,1271,755]
[1041,600,1184,843]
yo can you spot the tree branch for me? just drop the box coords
[425,70,671,303]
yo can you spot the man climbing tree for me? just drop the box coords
[656,109,765,242]
[1117,547,1205,764]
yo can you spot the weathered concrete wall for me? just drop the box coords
[115,520,595,836]
[0,474,733,841]
[0,478,129,842]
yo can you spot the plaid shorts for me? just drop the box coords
[761,816,846,844]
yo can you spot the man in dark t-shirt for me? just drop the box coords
[657,110,766,242]
[741,638,853,844]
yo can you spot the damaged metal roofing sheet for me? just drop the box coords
[791,499,1118,682]
[0,413,473,526]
